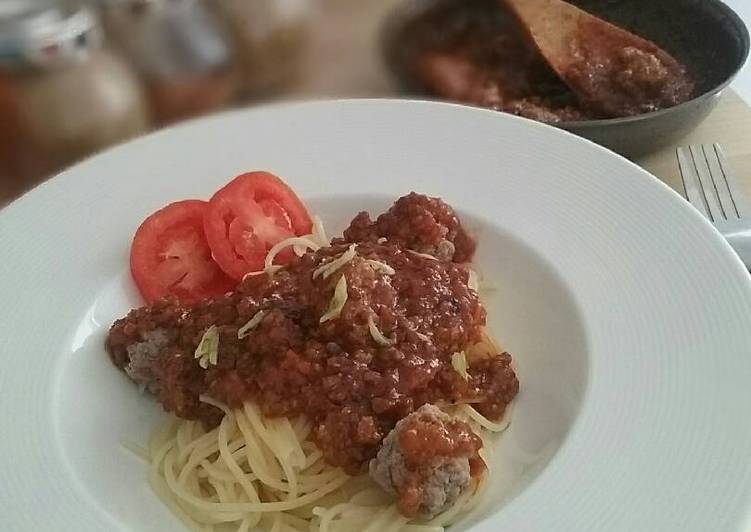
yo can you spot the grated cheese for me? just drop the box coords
[407,249,438,260]
[237,310,266,339]
[194,325,219,369]
[367,315,396,346]
[320,275,348,323]
[313,244,357,280]
[311,216,328,246]
[415,331,430,342]
[451,351,470,381]
[467,269,479,291]
[265,236,323,271]
[364,259,396,276]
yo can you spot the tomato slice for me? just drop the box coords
[130,200,235,303]
[204,172,313,280]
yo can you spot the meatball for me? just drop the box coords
[123,328,169,394]
[369,404,484,518]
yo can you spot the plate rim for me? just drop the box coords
[2,98,751,531]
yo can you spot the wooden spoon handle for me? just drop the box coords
[500,0,583,72]
[500,0,694,116]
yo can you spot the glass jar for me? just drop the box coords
[0,0,149,201]
[210,0,312,97]
[100,0,236,126]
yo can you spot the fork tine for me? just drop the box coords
[701,144,737,221]
[712,143,751,218]
[691,145,725,222]
[677,146,711,220]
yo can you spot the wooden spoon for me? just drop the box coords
[501,0,694,117]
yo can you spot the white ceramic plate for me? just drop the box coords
[2,100,751,532]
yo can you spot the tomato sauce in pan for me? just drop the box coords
[403,1,694,123]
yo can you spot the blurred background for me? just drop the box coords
[1,0,750,206]
[0,0,404,204]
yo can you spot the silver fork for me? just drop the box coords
[677,143,751,269]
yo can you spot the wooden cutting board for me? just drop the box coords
[638,90,751,198]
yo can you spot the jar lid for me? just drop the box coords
[0,0,101,67]
[102,0,231,78]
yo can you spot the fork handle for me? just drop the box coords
[726,234,751,271]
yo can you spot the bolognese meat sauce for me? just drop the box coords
[341,192,476,262]
[106,193,519,476]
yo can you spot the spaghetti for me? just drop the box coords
[145,390,510,532]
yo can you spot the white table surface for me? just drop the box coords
[723,0,751,103]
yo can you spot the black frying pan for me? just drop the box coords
[382,0,750,158]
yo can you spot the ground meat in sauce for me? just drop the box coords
[370,404,484,518]
[341,192,476,262]
[564,19,694,116]
[403,0,694,123]
[106,193,519,476]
